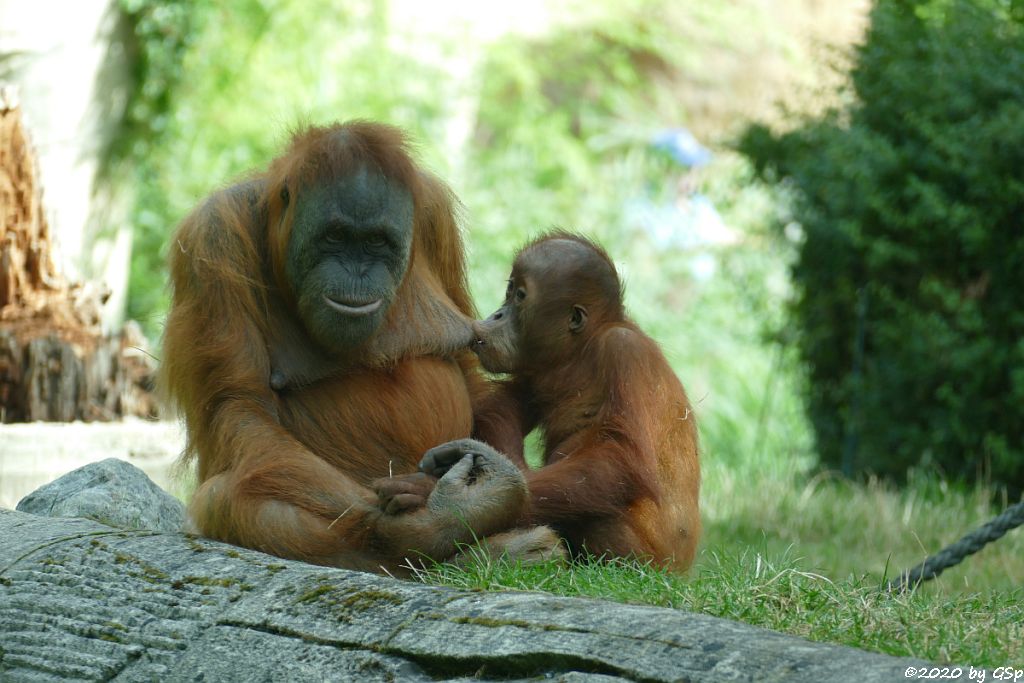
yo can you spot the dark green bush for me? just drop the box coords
[740,0,1024,491]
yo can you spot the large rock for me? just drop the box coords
[0,509,974,682]
[15,457,185,532]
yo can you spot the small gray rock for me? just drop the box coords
[16,457,186,532]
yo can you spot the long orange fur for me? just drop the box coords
[162,122,493,573]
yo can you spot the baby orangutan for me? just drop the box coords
[378,231,701,570]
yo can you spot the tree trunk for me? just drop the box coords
[0,89,156,423]
[0,509,973,682]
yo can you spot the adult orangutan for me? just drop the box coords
[161,122,560,574]
[382,232,701,571]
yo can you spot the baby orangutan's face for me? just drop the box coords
[471,239,593,375]
[471,273,527,374]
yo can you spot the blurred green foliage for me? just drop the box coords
[113,0,210,322]
[740,0,1024,490]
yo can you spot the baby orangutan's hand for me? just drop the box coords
[372,472,438,515]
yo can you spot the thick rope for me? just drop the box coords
[886,499,1024,592]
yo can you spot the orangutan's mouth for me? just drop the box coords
[324,295,382,316]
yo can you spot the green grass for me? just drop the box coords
[704,461,1024,595]
[416,464,1024,667]
[418,553,1022,668]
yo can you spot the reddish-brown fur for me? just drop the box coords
[161,122,540,574]
[473,232,701,571]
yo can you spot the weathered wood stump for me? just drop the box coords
[0,509,976,682]
[0,88,156,423]
[0,322,156,422]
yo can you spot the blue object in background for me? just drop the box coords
[652,128,712,168]
[625,127,736,281]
